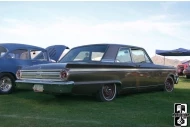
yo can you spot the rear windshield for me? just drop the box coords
[0,46,7,57]
[59,45,107,63]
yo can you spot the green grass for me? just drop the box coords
[0,77,190,127]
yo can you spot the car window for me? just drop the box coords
[60,45,107,62]
[30,50,48,61]
[74,51,89,61]
[115,48,132,63]
[6,49,29,60]
[73,51,104,61]
[0,46,7,57]
[92,52,104,61]
[131,49,151,63]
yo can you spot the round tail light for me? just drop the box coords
[60,69,68,80]
[16,70,21,79]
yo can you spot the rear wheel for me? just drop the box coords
[96,84,117,102]
[0,73,15,94]
[164,76,174,92]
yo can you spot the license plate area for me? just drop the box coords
[33,84,44,92]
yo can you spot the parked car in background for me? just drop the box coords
[0,43,68,94]
[183,67,190,78]
[15,43,179,102]
[177,64,188,76]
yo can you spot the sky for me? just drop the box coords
[1,1,190,60]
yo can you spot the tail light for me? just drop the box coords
[60,69,69,80]
[16,70,22,79]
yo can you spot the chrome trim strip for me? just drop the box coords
[19,78,63,82]
[139,84,164,88]
[69,68,175,72]
[21,69,62,72]
[20,68,175,72]
[74,80,121,85]
[123,84,164,89]
[16,80,74,85]
[21,72,60,75]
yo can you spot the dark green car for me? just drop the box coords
[15,44,179,102]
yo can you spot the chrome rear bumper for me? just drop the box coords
[15,80,74,93]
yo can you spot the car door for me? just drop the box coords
[2,49,33,74]
[115,47,137,92]
[130,48,159,90]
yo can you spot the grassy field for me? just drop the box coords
[0,77,190,127]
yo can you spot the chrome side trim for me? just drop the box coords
[16,80,74,85]
[122,84,164,89]
[139,84,164,88]
[18,78,63,82]
[69,68,175,72]
[21,69,62,72]
[74,80,121,85]
[21,72,59,75]
[20,68,175,72]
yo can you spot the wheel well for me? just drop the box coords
[115,83,122,93]
[0,72,16,80]
[169,74,174,81]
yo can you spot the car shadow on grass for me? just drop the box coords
[12,81,190,104]
[13,89,98,104]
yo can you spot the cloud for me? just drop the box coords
[0,15,190,58]
[0,17,179,36]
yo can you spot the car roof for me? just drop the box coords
[72,43,143,49]
[0,43,46,52]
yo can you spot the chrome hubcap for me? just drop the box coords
[102,84,116,101]
[165,78,173,92]
[0,77,12,92]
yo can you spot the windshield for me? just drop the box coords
[59,45,108,63]
[0,46,7,57]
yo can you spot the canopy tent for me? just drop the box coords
[155,48,190,65]
[156,48,190,56]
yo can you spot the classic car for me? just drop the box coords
[0,43,68,94]
[177,64,185,76]
[15,44,179,102]
[183,67,190,78]
[176,64,188,76]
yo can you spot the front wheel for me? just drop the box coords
[96,84,117,102]
[0,73,15,94]
[164,76,174,92]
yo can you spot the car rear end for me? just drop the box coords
[15,64,74,94]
